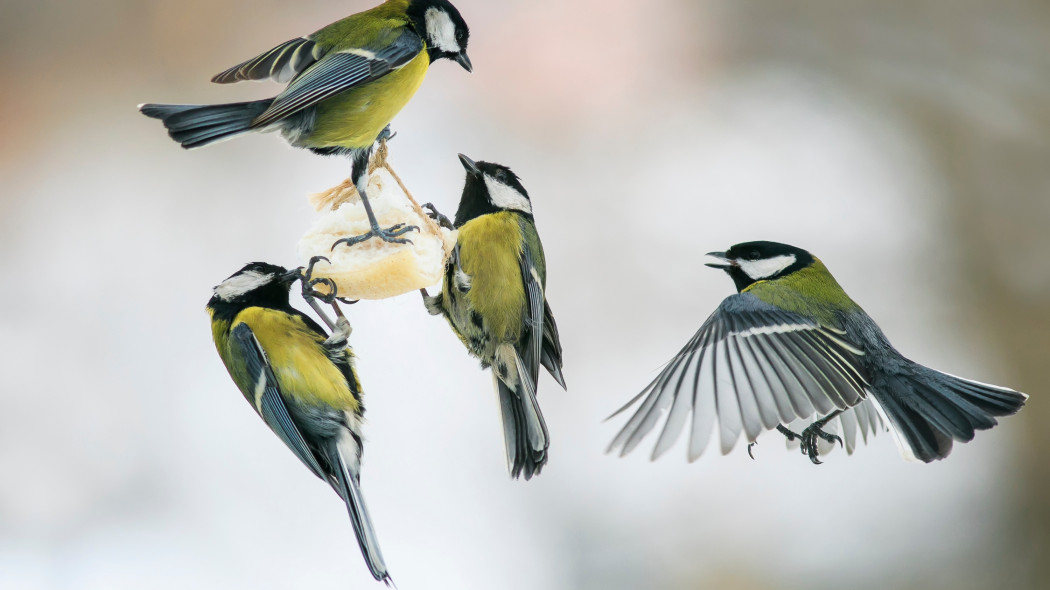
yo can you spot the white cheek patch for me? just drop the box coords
[425,8,460,52]
[214,270,272,301]
[738,254,796,280]
[484,176,532,214]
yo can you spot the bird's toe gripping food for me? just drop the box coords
[298,166,458,301]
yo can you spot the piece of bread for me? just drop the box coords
[297,167,456,301]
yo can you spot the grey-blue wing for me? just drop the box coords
[518,237,545,390]
[212,37,320,84]
[230,324,327,480]
[541,301,565,389]
[251,29,423,128]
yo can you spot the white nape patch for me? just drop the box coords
[738,254,796,280]
[425,8,459,52]
[484,176,532,214]
[214,270,272,301]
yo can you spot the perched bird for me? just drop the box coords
[207,263,391,584]
[141,0,471,246]
[608,241,1028,464]
[424,155,566,480]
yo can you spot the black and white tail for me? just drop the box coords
[139,99,273,149]
[495,344,550,480]
[329,441,392,586]
[874,365,1028,462]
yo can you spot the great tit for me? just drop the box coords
[207,262,391,584]
[141,0,471,246]
[423,155,566,480]
[608,241,1028,464]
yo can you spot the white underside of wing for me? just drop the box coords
[613,310,872,462]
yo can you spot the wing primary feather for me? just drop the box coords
[733,336,783,429]
[725,336,764,442]
[612,323,709,455]
[778,332,839,414]
[751,334,816,419]
[650,327,708,460]
[737,334,796,424]
[687,325,718,461]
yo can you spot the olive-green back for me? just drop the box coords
[744,258,860,327]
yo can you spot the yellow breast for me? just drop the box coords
[233,308,360,412]
[457,212,526,342]
[309,51,430,149]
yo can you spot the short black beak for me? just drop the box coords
[280,268,303,285]
[458,153,481,175]
[704,251,735,269]
[455,51,473,73]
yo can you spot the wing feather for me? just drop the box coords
[212,37,320,84]
[608,293,871,460]
[229,324,326,479]
[251,29,423,128]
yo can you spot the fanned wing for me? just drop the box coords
[229,323,327,480]
[212,37,321,84]
[251,28,423,128]
[607,293,871,461]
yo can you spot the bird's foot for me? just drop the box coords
[301,256,357,305]
[331,223,418,250]
[797,420,843,465]
[377,125,397,144]
[301,256,338,303]
[421,202,454,230]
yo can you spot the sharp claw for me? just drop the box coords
[747,441,757,460]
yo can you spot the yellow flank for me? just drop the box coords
[233,307,360,412]
[458,212,526,342]
[310,50,430,148]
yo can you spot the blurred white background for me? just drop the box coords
[1,1,1047,589]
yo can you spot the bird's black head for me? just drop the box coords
[453,154,533,226]
[705,241,815,292]
[208,262,300,311]
[408,0,472,72]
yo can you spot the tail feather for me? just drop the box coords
[139,99,273,149]
[874,366,1027,463]
[495,345,550,480]
[329,442,391,585]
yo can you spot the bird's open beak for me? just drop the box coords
[456,51,473,73]
[704,252,736,269]
[280,268,304,285]
[458,153,481,175]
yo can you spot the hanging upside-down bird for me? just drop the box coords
[141,0,471,247]
[424,155,566,480]
[608,241,1028,464]
[207,263,392,584]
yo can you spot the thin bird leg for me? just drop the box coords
[799,410,844,465]
[299,256,341,332]
[331,150,418,249]
[322,301,353,349]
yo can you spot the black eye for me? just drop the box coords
[456,30,465,41]
[748,251,761,260]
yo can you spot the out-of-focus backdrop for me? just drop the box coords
[1,0,1047,588]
